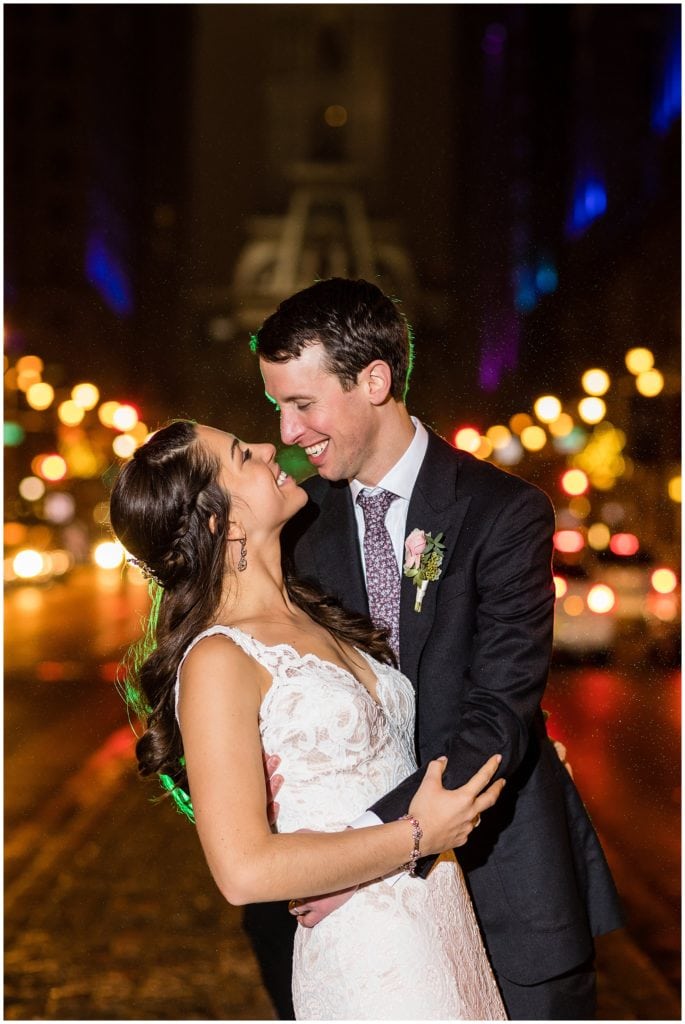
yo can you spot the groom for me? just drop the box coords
[247,278,623,1020]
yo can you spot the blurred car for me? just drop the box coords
[552,563,617,663]
[596,550,680,667]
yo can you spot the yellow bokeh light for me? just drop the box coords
[553,576,568,599]
[454,427,481,453]
[18,476,46,501]
[577,397,606,424]
[510,412,533,435]
[587,584,615,614]
[520,425,547,451]
[93,540,125,570]
[625,347,654,374]
[65,440,102,479]
[667,476,681,503]
[324,104,348,127]
[568,496,591,519]
[98,401,121,427]
[548,413,574,438]
[57,399,86,426]
[587,523,611,550]
[17,369,42,392]
[13,549,46,579]
[112,433,138,459]
[50,550,73,576]
[475,436,493,460]
[581,369,610,396]
[486,424,512,449]
[651,568,677,595]
[26,381,55,410]
[635,369,664,397]
[563,595,584,617]
[16,355,44,375]
[112,404,139,432]
[561,469,589,496]
[4,522,28,546]
[72,382,100,409]
[534,395,562,423]
[129,420,149,442]
[38,454,68,482]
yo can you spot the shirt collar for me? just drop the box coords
[349,417,428,503]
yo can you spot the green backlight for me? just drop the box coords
[4,421,25,446]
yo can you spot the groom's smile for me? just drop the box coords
[259,344,381,483]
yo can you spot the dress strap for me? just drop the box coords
[174,624,280,719]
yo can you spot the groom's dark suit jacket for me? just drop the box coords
[283,428,623,986]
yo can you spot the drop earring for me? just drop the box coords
[237,537,247,572]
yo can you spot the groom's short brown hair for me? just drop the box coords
[253,278,414,401]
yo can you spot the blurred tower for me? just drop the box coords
[183,5,459,432]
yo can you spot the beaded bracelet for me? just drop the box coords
[399,813,423,876]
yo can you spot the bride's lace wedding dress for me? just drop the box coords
[178,626,506,1021]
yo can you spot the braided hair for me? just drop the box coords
[110,420,230,802]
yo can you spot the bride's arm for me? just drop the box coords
[178,635,503,906]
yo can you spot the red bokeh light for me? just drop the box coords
[553,530,585,553]
[609,533,639,557]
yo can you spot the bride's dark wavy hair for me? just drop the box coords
[110,419,394,820]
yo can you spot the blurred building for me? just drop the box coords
[5,5,680,438]
[5,5,193,409]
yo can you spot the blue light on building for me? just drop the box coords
[513,265,537,313]
[535,261,558,295]
[566,177,607,238]
[85,236,133,317]
[651,22,681,135]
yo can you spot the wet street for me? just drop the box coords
[5,567,681,1020]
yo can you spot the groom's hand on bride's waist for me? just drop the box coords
[289,884,359,928]
[262,751,284,826]
[289,826,359,928]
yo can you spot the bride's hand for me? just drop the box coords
[409,754,505,854]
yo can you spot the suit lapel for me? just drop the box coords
[306,482,369,618]
[400,432,471,684]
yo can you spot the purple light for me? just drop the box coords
[479,312,520,392]
[482,23,507,57]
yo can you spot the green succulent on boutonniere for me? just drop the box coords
[403,528,446,612]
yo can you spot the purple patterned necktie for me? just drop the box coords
[357,488,400,659]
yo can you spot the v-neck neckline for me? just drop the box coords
[224,625,385,710]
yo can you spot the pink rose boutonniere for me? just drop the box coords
[403,528,446,612]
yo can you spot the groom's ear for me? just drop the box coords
[363,360,393,405]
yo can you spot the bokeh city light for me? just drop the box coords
[93,541,126,570]
[651,568,677,594]
[635,368,665,397]
[581,369,610,396]
[533,395,562,423]
[577,397,606,424]
[625,347,654,374]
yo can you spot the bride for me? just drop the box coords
[110,419,507,1020]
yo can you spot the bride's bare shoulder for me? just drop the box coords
[179,631,266,700]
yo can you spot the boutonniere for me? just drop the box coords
[403,528,446,612]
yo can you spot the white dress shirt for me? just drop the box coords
[348,417,428,832]
[349,417,429,577]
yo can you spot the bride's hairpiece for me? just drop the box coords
[127,555,163,587]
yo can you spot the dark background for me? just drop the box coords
[5,4,680,437]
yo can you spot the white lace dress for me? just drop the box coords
[177,626,506,1021]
